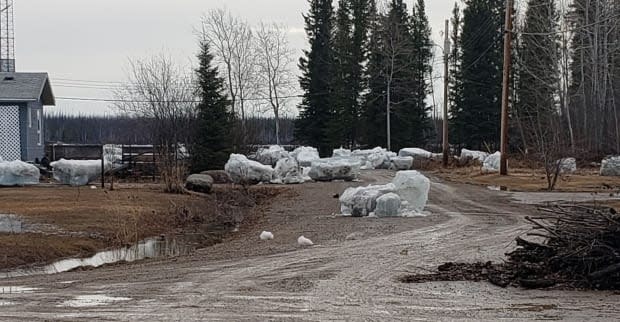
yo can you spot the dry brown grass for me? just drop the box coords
[432,166,620,192]
[0,183,283,270]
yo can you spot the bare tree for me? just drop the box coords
[114,54,195,193]
[254,22,296,145]
[200,8,258,148]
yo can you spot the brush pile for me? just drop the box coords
[401,204,620,289]
[510,204,620,289]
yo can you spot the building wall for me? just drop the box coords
[18,102,45,161]
[0,103,22,161]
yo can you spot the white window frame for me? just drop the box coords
[28,107,32,128]
[37,110,42,146]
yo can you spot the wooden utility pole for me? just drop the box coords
[442,19,450,167]
[499,0,514,175]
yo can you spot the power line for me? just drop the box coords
[516,12,620,36]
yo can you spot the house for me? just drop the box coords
[0,72,55,161]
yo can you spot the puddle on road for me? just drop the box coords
[1,235,198,279]
[60,295,132,308]
[0,214,23,233]
[0,286,40,294]
[0,301,16,306]
[487,186,509,191]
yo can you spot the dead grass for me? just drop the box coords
[432,166,620,192]
[0,183,283,271]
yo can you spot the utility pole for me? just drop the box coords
[499,0,514,175]
[442,19,450,168]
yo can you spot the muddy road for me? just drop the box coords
[2,171,620,321]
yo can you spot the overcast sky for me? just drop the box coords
[16,0,459,115]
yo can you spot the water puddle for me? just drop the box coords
[487,185,509,191]
[0,301,16,306]
[60,295,132,308]
[0,214,23,233]
[1,235,198,279]
[0,286,40,294]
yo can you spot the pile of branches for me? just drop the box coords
[509,204,620,289]
[401,204,620,290]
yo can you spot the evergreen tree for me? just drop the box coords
[295,0,335,156]
[362,0,387,148]
[191,41,234,172]
[330,0,374,148]
[515,0,560,149]
[329,0,354,148]
[409,0,433,145]
[448,2,464,142]
[453,0,504,150]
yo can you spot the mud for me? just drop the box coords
[1,171,619,321]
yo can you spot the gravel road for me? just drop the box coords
[2,170,619,321]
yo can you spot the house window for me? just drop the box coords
[37,110,42,146]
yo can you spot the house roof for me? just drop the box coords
[0,72,55,106]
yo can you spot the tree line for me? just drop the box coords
[45,113,295,147]
[448,0,620,160]
[296,0,434,155]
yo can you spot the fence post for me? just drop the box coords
[101,145,105,188]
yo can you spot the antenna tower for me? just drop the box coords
[0,0,15,72]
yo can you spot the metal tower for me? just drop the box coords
[0,0,15,72]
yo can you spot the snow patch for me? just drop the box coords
[297,236,314,246]
[260,231,274,240]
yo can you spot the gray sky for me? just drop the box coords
[16,0,458,115]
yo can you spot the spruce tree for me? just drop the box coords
[329,0,354,148]
[516,0,559,149]
[448,2,464,142]
[295,0,335,156]
[362,0,387,148]
[453,0,504,150]
[409,0,433,146]
[330,0,374,148]
[191,41,234,172]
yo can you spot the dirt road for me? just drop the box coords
[2,171,620,321]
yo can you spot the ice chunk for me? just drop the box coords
[50,159,105,186]
[256,145,289,166]
[392,171,430,213]
[272,157,305,184]
[0,160,40,186]
[375,193,402,217]
[482,152,501,173]
[461,149,489,162]
[103,144,123,165]
[290,146,320,167]
[260,231,274,240]
[333,148,352,158]
[398,148,433,160]
[224,154,274,184]
[339,183,396,217]
[389,156,414,170]
[301,166,312,182]
[297,236,314,246]
[557,157,577,174]
[601,156,620,177]
[308,158,361,182]
[348,147,393,170]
